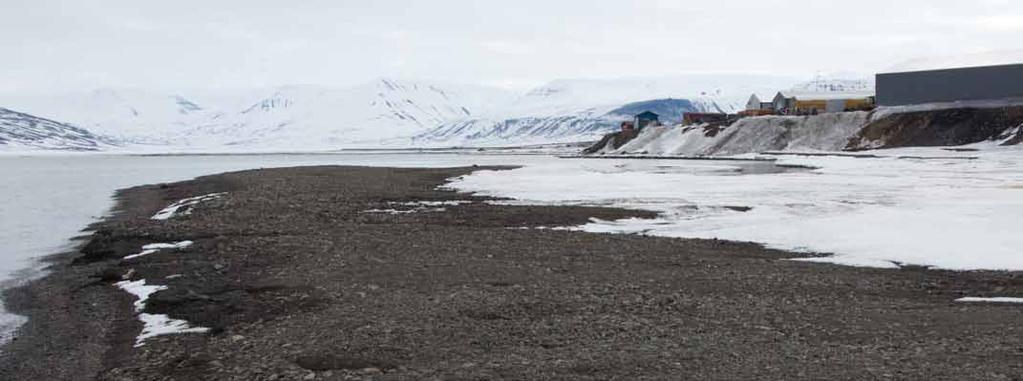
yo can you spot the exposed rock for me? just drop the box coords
[582,129,639,154]
[849,106,1023,150]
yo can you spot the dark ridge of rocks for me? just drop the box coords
[848,106,1023,150]
[581,129,640,154]
[1000,123,1023,146]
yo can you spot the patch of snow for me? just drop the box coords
[955,297,1023,304]
[123,240,193,260]
[390,200,472,206]
[448,146,1023,271]
[788,256,901,269]
[361,207,447,214]
[151,193,226,220]
[115,279,209,346]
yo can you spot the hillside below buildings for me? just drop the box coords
[586,58,1023,157]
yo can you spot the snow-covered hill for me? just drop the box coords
[0,89,213,144]
[182,79,516,149]
[0,74,820,150]
[0,107,111,151]
[412,75,799,146]
[413,98,714,146]
[790,74,874,94]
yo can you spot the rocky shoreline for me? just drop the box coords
[2,165,1022,380]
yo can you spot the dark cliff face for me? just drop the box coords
[847,106,1023,150]
[581,129,640,154]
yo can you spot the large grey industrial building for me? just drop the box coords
[876,63,1023,106]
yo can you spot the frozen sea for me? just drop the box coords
[2,146,1022,344]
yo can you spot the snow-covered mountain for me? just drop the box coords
[0,107,111,151]
[413,98,713,146]
[413,74,799,146]
[181,79,516,148]
[0,89,213,144]
[0,74,819,150]
[790,74,874,94]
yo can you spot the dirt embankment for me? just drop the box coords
[3,166,1023,380]
[581,129,639,154]
[848,106,1023,150]
[585,106,1023,156]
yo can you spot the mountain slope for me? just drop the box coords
[0,107,111,151]
[0,74,827,150]
[410,75,800,146]
[412,98,713,146]
[183,79,516,148]
[0,89,213,144]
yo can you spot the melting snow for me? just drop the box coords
[361,207,447,214]
[361,200,471,214]
[115,279,209,346]
[123,240,193,260]
[391,200,472,206]
[448,146,1023,271]
[151,192,226,220]
[955,297,1023,304]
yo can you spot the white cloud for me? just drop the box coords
[0,0,1020,94]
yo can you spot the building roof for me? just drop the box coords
[882,50,1023,74]
[778,91,874,101]
[636,111,659,118]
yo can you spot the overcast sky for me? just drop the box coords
[3,0,1022,94]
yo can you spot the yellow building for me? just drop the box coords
[777,91,875,114]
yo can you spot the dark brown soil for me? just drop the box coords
[3,165,1022,380]
[848,106,1023,150]
[582,130,640,154]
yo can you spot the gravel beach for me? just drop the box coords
[2,165,1021,380]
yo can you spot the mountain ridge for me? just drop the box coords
[0,74,870,150]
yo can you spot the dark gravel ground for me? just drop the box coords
[2,165,1022,380]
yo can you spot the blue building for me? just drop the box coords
[634,111,660,130]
